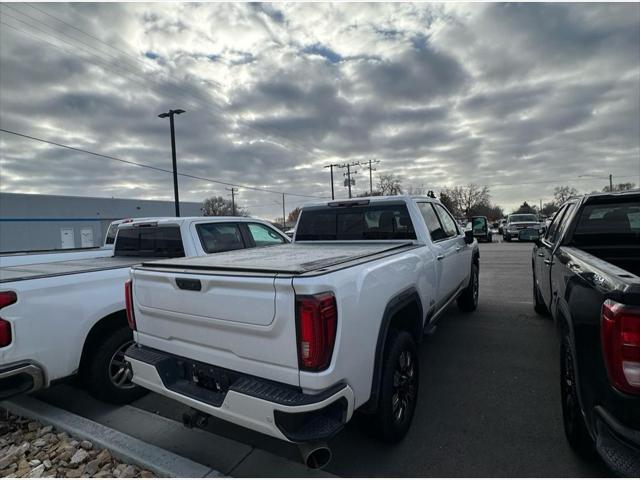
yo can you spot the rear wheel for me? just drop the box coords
[560,332,595,458]
[82,326,147,404]
[366,330,419,443]
[457,262,479,312]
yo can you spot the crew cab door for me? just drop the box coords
[535,203,575,307]
[417,202,465,303]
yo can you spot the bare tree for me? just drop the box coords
[377,174,403,196]
[442,184,491,218]
[287,207,301,223]
[553,186,579,205]
[513,201,537,214]
[202,196,249,216]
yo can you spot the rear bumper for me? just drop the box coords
[593,406,640,476]
[125,345,354,443]
[0,362,45,400]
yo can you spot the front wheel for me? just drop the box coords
[533,268,549,316]
[367,330,419,443]
[457,262,479,312]
[82,326,147,404]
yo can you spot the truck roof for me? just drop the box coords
[300,195,439,210]
[118,216,279,228]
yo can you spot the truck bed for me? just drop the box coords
[141,242,418,276]
[0,256,150,283]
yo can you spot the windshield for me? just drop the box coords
[296,203,416,241]
[509,214,538,223]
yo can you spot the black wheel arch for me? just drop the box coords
[359,288,423,414]
[79,310,128,375]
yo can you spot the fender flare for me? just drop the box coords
[360,287,423,414]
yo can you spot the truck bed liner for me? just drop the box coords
[0,256,151,283]
[141,242,418,275]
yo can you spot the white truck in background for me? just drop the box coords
[0,217,289,403]
[0,218,136,268]
[125,196,480,468]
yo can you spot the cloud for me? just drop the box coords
[0,2,638,217]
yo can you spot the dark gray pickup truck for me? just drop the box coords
[532,190,639,476]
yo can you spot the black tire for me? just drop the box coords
[532,268,549,316]
[560,332,595,458]
[457,262,479,312]
[368,330,419,443]
[82,326,147,405]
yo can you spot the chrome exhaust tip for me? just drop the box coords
[298,442,332,470]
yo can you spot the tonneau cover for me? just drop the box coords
[0,256,149,283]
[141,242,416,275]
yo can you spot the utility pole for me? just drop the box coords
[365,158,380,194]
[609,173,613,192]
[226,187,238,215]
[324,164,339,200]
[282,193,286,228]
[337,161,361,199]
[158,109,186,216]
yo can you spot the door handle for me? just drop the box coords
[537,252,545,257]
[544,259,553,266]
[455,246,462,252]
[436,254,445,261]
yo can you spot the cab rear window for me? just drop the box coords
[296,204,416,241]
[573,199,640,245]
[114,226,185,257]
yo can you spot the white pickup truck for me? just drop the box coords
[0,218,136,268]
[125,196,480,467]
[0,217,289,403]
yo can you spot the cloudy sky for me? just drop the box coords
[1,2,639,219]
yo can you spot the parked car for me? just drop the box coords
[532,190,639,476]
[503,214,544,241]
[125,195,479,468]
[0,217,289,403]
[469,216,492,242]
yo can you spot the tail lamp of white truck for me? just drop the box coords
[125,279,136,331]
[296,292,337,371]
[601,299,640,395]
[0,291,17,348]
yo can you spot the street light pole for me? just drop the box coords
[158,109,185,217]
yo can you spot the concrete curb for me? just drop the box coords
[2,396,222,478]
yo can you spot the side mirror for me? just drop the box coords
[464,230,474,244]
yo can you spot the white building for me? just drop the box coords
[0,192,203,252]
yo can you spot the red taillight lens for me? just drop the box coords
[601,299,640,395]
[296,293,337,371]
[0,291,17,348]
[125,280,136,331]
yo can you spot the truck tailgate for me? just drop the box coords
[132,268,300,386]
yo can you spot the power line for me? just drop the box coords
[0,128,327,199]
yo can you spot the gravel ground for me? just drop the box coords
[0,408,155,478]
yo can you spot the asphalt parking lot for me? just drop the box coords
[36,239,610,477]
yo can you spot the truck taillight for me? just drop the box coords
[125,280,136,331]
[296,293,337,371]
[601,299,640,395]
[0,291,17,348]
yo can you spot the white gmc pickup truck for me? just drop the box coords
[0,217,289,403]
[125,196,480,467]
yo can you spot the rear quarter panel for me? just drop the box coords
[293,246,436,408]
[0,268,129,384]
[553,247,640,431]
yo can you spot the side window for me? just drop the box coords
[544,205,567,243]
[197,223,245,253]
[434,204,459,238]
[247,223,285,247]
[552,203,576,244]
[417,203,447,242]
